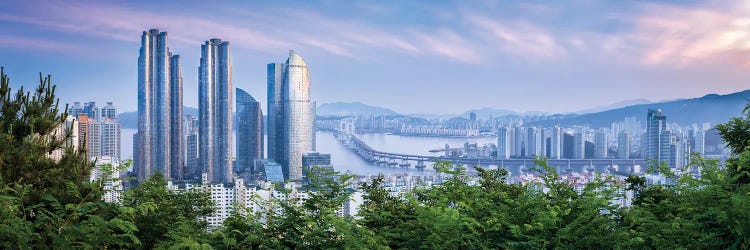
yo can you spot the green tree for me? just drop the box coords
[121,172,213,249]
[0,68,140,248]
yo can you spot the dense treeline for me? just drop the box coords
[2,70,750,249]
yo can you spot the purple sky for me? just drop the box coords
[1,0,749,114]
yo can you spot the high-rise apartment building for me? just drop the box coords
[69,102,84,118]
[550,125,562,159]
[526,127,538,157]
[496,126,510,159]
[83,102,99,120]
[573,127,586,159]
[594,130,608,159]
[199,38,233,184]
[136,29,182,182]
[267,50,315,181]
[101,102,117,120]
[618,131,631,159]
[100,118,121,160]
[236,88,263,176]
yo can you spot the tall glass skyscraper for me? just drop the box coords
[267,50,315,181]
[169,54,183,181]
[267,63,285,165]
[136,29,182,182]
[236,88,263,176]
[199,38,233,184]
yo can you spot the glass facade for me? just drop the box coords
[267,51,316,181]
[199,38,233,184]
[236,88,263,176]
[169,54,183,181]
[267,63,285,164]
[282,50,314,181]
[137,29,180,182]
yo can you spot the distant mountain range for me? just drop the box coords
[316,102,399,116]
[574,99,652,114]
[118,89,750,130]
[529,90,750,128]
[408,108,548,120]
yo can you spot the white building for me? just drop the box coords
[170,173,364,227]
[90,156,123,203]
[49,116,79,161]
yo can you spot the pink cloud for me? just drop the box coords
[630,2,750,67]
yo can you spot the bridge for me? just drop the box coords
[333,131,649,176]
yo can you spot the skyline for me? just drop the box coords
[2,0,750,114]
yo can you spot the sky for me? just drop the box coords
[1,0,749,114]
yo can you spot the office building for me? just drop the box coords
[645,109,668,163]
[267,50,315,181]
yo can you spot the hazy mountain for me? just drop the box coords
[317,102,399,116]
[529,90,750,128]
[118,106,198,129]
[410,108,548,120]
[575,99,652,114]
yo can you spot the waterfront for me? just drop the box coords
[123,129,503,177]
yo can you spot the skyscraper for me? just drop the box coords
[136,29,182,182]
[267,50,315,181]
[199,38,233,184]
[236,88,263,176]
[169,54,183,181]
[496,126,510,159]
[646,109,668,164]
[267,62,285,164]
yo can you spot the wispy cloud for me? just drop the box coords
[628,2,750,67]
[467,15,567,60]
[3,0,750,68]
[0,34,86,53]
[413,29,482,63]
